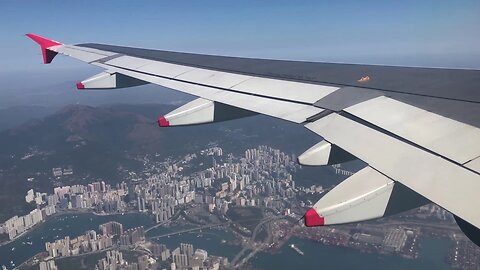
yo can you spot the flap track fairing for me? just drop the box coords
[158,98,257,127]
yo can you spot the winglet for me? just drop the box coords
[25,33,63,64]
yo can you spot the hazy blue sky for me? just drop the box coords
[1,0,479,72]
[0,1,479,107]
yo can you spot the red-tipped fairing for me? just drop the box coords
[304,208,324,227]
[158,116,170,127]
[76,82,85,90]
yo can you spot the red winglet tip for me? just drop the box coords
[25,33,62,48]
[76,82,85,90]
[158,116,170,127]
[304,208,325,227]
[26,33,62,64]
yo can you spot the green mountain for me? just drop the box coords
[0,103,350,222]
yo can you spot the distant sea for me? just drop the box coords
[0,213,453,270]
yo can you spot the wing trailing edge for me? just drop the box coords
[76,71,148,90]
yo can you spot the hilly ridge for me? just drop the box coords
[0,103,332,221]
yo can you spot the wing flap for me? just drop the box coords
[95,62,323,123]
[94,54,339,104]
[139,60,195,78]
[345,96,480,164]
[175,68,252,89]
[305,113,480,228]
[230,76,338,103]
[465,157,480,172]
[49,44,333,104]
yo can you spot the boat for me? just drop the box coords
[289,244,304,256]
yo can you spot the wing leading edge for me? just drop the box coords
[26,34,480,245]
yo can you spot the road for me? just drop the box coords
[148,223,229,239]
[145,208,184,233]
[231,216,285,268]
[145,220,171,233]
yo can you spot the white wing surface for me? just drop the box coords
[26,33,480,245]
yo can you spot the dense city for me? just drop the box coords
[1,145,479,270]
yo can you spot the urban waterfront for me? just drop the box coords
[251,237,453,270]
[0,213,456,269]
[148,227,242,260]
[0,213,153,268]
[2,145,477,269]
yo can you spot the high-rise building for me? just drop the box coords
[71,194,83,208]
[98,250,125,270]
[173,253,188,268]
[99,221,123,236]
[101,181,106,193]
[25,189,34,203]
[138,255,149,270]
[138,197,146,212]
[161,248,171,261]
[180,242,194,265]
[119,234,130,246]
[194,249,208,261]
[151,243,163,257]
[39,260,57,270]
[128,183,136,202]
[229,177,237,192]
[92,182,102,192]
[119,227,145,246]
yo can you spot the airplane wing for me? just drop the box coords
[26,34,480,245]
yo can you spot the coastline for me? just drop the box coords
[0,210,145,248]
[0,212,154,268]
[2,211,459,270]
